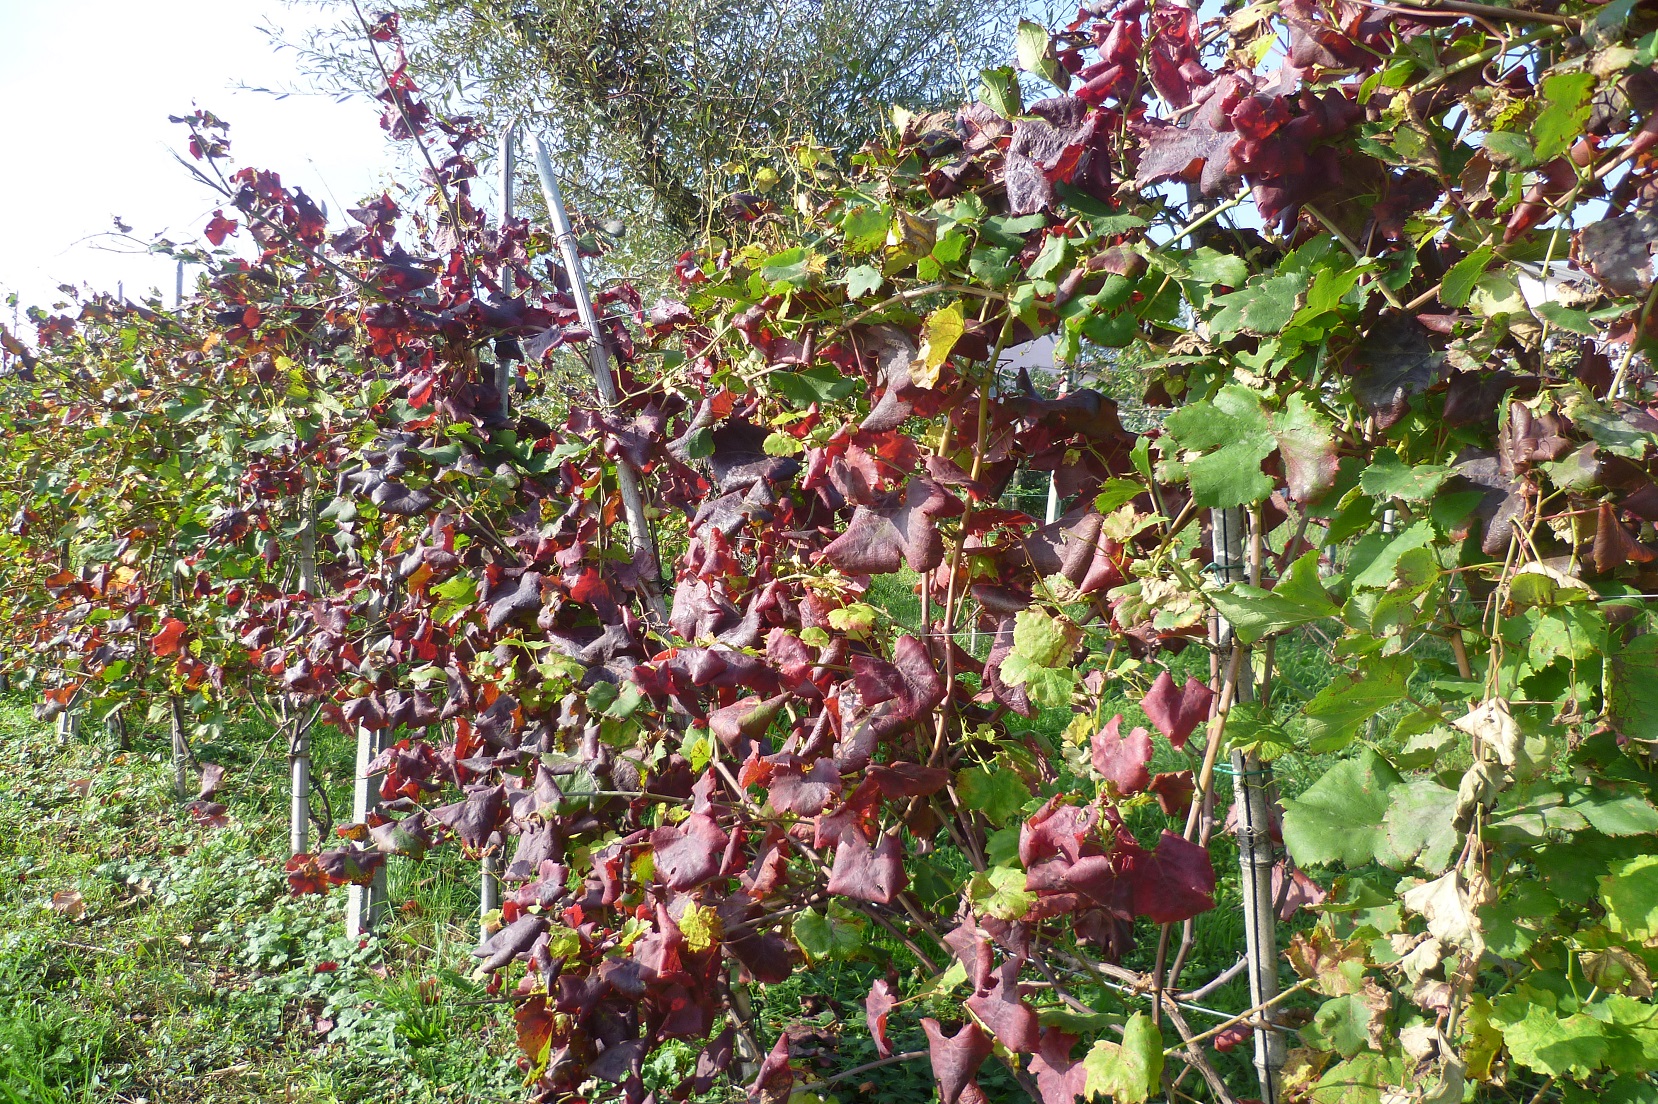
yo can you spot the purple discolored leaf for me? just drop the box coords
[431,784,506,850]
[370,480,436,516]
[1133,116,1238,193]
[766,756,843,816]
[868,761,951,798]
[822,476,963,576]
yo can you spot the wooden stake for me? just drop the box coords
[1212,506,1284,1104]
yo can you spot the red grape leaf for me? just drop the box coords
[1126,830,1216,924]
[1140,671,1215,750]
[815,775,883,849]
[1147,771,1196,819]
[749,1033,795,1103]
[866,978,898,1057]
[1273,860,1328,921]
[513,994,555,1067]
[965,959,1040,1053]
[922,1018,994,1104]
[1029,1027,1088,1104]
[153,618,188,657]
[1091,716,1153,796]
[651,812,728,890]
[826,830,907,904]
[1019,798,1097,868]
[203,210,239,246]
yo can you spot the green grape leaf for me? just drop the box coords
[1303,993,1387,1059]
[1274,393,1341,502]
[1590,994,1658,1076]
[1536,300,1600,335]
[1208,271,1309,336]
[1603,855,1658,942]
[968,864,1037,921]
[841,206,890,253]
[846,264,885,299]
[1566,396,1655,460]
[1181,247,1249,288]
[1163,386,1336,507]
[1162,385,1275,507]
[1610,634,1658,741]
[1027,233,1072,280]
[1282,749,1403,867]
[1011,608,1078,667]
[760,246,819,288]
[1534,72,1598,162]
[978,65,1023,118]
[1439,246,1494,309]
[1345,522,1436,591]
[771,365,858,407]
[1493,987,1610,1079]
[1309,1053,1403,1104]
[1298,656,1411,752]
[1528,605,1606,667]
[1082,1013,1163,1104]
[677,902,722,953]
[1378,778,1460,873]
[1480,880,1557,958]
[1207,550,1338,646]
[1016,18,1067,88]
[956,764,1031,827]
[1359,450,1449,502]
[793,904,865,960]
[1567,783,1658,837]
[1093,477,1144,515]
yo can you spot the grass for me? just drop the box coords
[0,696,522,1104]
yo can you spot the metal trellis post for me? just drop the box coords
[478,124,515,936]
[529,136,668,627]
[345,722,389,938]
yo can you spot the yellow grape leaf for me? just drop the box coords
[913,301,965,389]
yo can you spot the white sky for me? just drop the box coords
[0,0,399,315]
